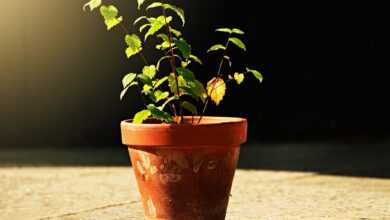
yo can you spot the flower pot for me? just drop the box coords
[121,116,247,220]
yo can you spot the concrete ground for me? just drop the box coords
[1,142,390,219]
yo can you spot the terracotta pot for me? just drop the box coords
[121,116,247,220]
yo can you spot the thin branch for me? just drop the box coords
[198,34,232,123]
[136,84,148,108]
[117,18,149,65]
[103,1,150,109]
[217,33,232,77]
[163,8,182,123]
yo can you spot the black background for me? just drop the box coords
[0,1,388,148]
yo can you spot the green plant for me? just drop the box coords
[83,0,263,124]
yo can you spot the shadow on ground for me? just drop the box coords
[1,141,390,179]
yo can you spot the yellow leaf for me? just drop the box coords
[234,72,245,84]
[207,77,226,106]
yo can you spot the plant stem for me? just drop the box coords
[102,3,150,108]
[139,52,149,65]
[115,19,149,65]
[217,34,232,77]
[102,2,151,109]
[136,84,148,108]
[163,8,183,123]
[170,104,177,116]
[198,34,231,123]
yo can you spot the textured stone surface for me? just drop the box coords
[1,167,390,220]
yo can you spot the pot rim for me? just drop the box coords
[121,116,246,127]
[121,116,247,147]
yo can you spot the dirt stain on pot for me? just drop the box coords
[159,173,182,184]
[137,161,146,175]
[207,160,218,170]
[147,198,157,218]
[156,150,190,184]
[193,156,204,173]
[136,152,159,181]
[150,165,158,175]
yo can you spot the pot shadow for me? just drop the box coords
[0,147,131,167]
[1,141,390,179]
[239,140,390,179]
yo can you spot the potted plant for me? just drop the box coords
[83,0,263,219]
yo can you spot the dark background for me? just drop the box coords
[0,0,388,148]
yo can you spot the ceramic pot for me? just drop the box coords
[121,116,247,220]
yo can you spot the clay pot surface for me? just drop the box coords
[121,116,247,220]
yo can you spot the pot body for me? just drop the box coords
[121,116,247,220]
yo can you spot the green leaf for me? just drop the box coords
[125,34,142,58]
[139,24,151,32]
[163,4,185,26]
[207,77,226,106]
[207,44,226,53]
[146,2,185,26]
[100,5,123,30]
[154,90,170,102]
[168,74,186,95]
[120,81,137,100]
[155,34,172,50]
[229,37,246,51]
[189,55,203,65]
[159,96,178,110]
[142,65,157,79]
[153,76,168,89]
[181,61,191,68]
[194,80,207,102]
[176,67,195,81]
[122,73,137,88]
[100,5,118,19]
[168,74,178,94]
[120,87,129,101]
[156,56,170,70]
[133,109,151,124]
[216,28,232,34]
[145,2,163,10]
[104,16,123,31]
[144,16,172,41]
[181,101,198,115]
[142,84,153,94]
[156,55,181,69]
[174,39,191,59]
[169,27,182,37]
[232,28,245,35]
[185,80,207,103]
[223,55,232,67]
[189,56,202,65]
[83,0,101,11]
[137,0,146,10]
[157,33,169,42]
[138,74,153,85]
[147,104,173,123]
[156,41,172,50]
[133,16,148,25]
[246,67,263,83]
[234,72,245,85]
